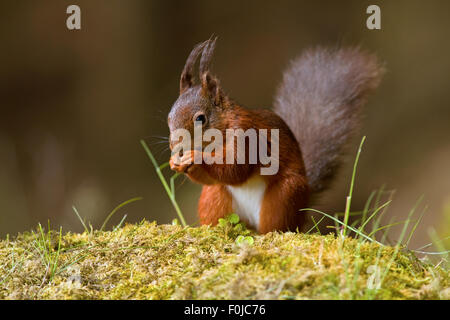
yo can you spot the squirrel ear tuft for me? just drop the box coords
[199,37,222,105]
[199,37,217,75]
[201,72,222,106]
[180,41,208,94]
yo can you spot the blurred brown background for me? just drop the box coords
[1,0,449,250]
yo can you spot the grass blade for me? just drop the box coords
[343,136,366,236]
[141,139,187,226]
[72,206,89,233]
[300,208,383,245]
[306,216,325,234]
[100,197,143,231]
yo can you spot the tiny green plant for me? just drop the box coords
[219,213,240,225]
[235,235,254,246]
[31,222,63,283]
[218,213,253,240]
[30,222,98,286]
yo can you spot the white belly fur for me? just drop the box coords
[226,175,266,230]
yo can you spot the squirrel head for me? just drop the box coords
[168,38,227,149]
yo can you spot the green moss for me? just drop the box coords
[0,221,448,300]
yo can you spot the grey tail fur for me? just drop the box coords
[273,46,384,194]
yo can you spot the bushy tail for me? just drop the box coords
[274,46,384,194]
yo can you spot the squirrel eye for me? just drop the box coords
[194,113,207,125]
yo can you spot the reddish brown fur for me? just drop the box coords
[170,99,310,232]
[198,184,233,225]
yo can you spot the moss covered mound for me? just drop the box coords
[0,221,448,300]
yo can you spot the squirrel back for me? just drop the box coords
[273,47,384,194]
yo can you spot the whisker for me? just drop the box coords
[178,175,189,189]
[141,135,169,142]
[156,145,171,156]
[145,140,169,147]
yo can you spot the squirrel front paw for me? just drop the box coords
[169,150,202,173]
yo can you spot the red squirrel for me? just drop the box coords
[168,38,384,233]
